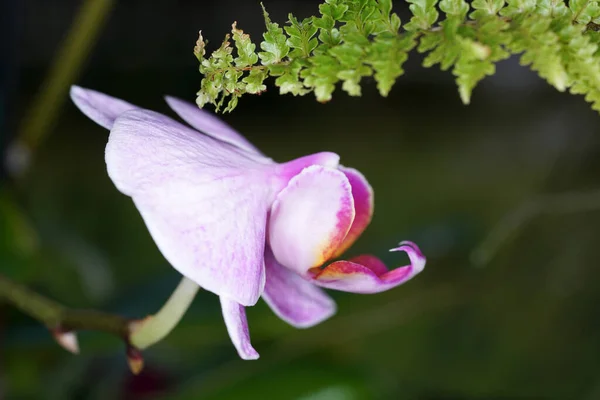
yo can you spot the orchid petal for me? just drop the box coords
[309,241,426,293]
[269,165,355,275]
[220,297,259,360]
[333,166,374,257]
[70,86,137,130]
[262,247,336,328]
[165,96,262,155]
[276,152,340,179]
[107,109,274,306]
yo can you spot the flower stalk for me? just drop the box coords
[0,272,198,374]
[129,277,200,350]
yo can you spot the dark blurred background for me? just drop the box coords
[2,0,600,399]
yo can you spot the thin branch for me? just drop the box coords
[10,0,115,178]
[0,273,129,339]
[471,189,600,266]
[0,273,200,374]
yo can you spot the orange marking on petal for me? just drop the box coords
[311,193,355,267]
[333,167,374,258]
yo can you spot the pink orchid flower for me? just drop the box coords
[70,86,426,359]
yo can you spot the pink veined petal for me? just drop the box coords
[268,165,355,276]
[107,109,276,306]
[220,297,259,360]
[309,241,426,293]
[165,96,262,155]
[70,86,138,130]
[333,166,374,257]
[262,246,336,329]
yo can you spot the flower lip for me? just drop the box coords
[391,240,426,275]
[308,240,426,294]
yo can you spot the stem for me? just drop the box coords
[0,273,199,373]
[0,274,63,327]
[0,273,128,337]
[130,277,200,350]
[15,0,115,167]
[0,274,200,344]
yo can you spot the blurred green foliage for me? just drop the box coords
[3,0,600,399]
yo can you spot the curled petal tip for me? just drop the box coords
[126,346,145,375]
[398,240,418,247]
[390,241,426,274]
[52,330,79,354]
[392,240,420,251]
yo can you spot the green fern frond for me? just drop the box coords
[195,0,600,114]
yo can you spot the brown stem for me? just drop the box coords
[0,273,130,342]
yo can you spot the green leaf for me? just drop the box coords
[508,15,569,91]
[193,31,206,61]
[193,0,600,115]
[258,4,290,65]
[405,0,439,30]
[231,22,258,67]
[338,66,371,96]
[439,0,470,18]
[223,95,239,113]
[536,0,569,18]
[367,33,416,96]
[379,0,393,16]
[302,54,340,102]
[319,2,349,20]
[500,0,536,16]
[454,38,495,103]
[556,23,600,110]
[470,0,505,19]
[272,61,309,96]
[196,35,236,109]
[420,19,463,70]
[329,42,364,66]
[285,15,319,57]
[242,68,268,94]
[570,0,600,23]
